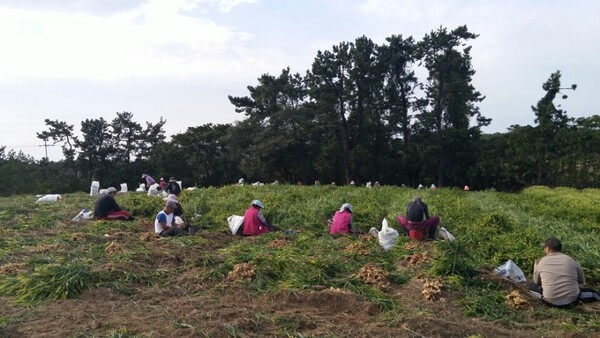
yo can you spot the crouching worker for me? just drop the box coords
[94,187,134,221]
[164,194,197,234]
[329,203,354,234]
[155,200,188,237]
[529,237,600,307]
[396,196,439,240]
[242,200,279,236]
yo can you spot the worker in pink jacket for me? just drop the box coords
[329,203,354,234]
[242,200,279,236]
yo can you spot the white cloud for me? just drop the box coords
[0,0,263,82]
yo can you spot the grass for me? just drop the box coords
[1,185,600,335]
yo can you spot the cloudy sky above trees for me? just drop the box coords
[1,0,598,160]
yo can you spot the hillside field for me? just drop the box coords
[1,185,600,337]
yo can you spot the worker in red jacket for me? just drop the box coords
[242,200,279,236]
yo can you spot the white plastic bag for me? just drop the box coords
[120,183,128,193]
[494,259,527,283]
[227,215,245,235]
[135,183,146,192]
[377,218,399,251]
[36,194,62,203]
[438,227,456,241]
[90,181,100,196]
[72,208,94,222]
[147,183,159,196]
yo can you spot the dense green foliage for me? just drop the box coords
[1,27,599,196]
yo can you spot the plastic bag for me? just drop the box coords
[494,259,527,283]
[227,215,245,235]
[72,208,94,222]
[147,183,159,196]
[120,183,128,193]
[90,181,100,196]
[438,227,456,241]
[377,218,399,251]
[135,183,146,192]
[36,194,62,203]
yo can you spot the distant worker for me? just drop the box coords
[329,203,354,234]
[464,185,470,191]
[159,177,167,190]
[94,187,134,221]
[142,174,156,188]
[154,200,187,237]
[396,196,440,240]
[165,177,182,196]
[242,200,279,236]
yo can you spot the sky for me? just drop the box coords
[1,0,598,161]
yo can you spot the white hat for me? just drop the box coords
[107,187,118,194]
[339,203,353,212]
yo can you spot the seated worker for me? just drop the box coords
[242,200,279,236]
[396,196,440,240]
[154,200,188,237]
[529,237,585,307]
[94,187,134,221]
[163,194,197,234]
[329,203,354,234]
[165,177,182,196]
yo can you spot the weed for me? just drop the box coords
[0,263,96,304]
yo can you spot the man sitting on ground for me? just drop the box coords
[529,237,585,307]
[154,200,188,237]
[396,196,440,240]
[93,187,134,221]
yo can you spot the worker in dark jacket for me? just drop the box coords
[396,196,439,240]
[94,187,134,221]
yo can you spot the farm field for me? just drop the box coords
[1,185,600,337]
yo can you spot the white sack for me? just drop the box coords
[147,183,159,196]
[120,183,128,193]
[72,208,94,222]
[227,215,245,235]
[438,227,456,241]
[135,183,146,192]
[36,194,62,203]
[90,181,100,196]
[377,218,399,251]
[494,259,527,283]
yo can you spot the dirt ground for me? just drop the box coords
[2,231,600,337]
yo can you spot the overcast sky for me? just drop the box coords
[1,0,598,161]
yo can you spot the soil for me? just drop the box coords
[2,230,600,337]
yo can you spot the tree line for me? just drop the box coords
[1,25,598,196]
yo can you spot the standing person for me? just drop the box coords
[396,196,440,240]
[159,178,167,191]
[329,203,354,234]
[165,177,182,196]
[94,187,134,221]
[154,200,188,237]
[242,200,278,236]
[529,237,585,307]
[142,174,156,188]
